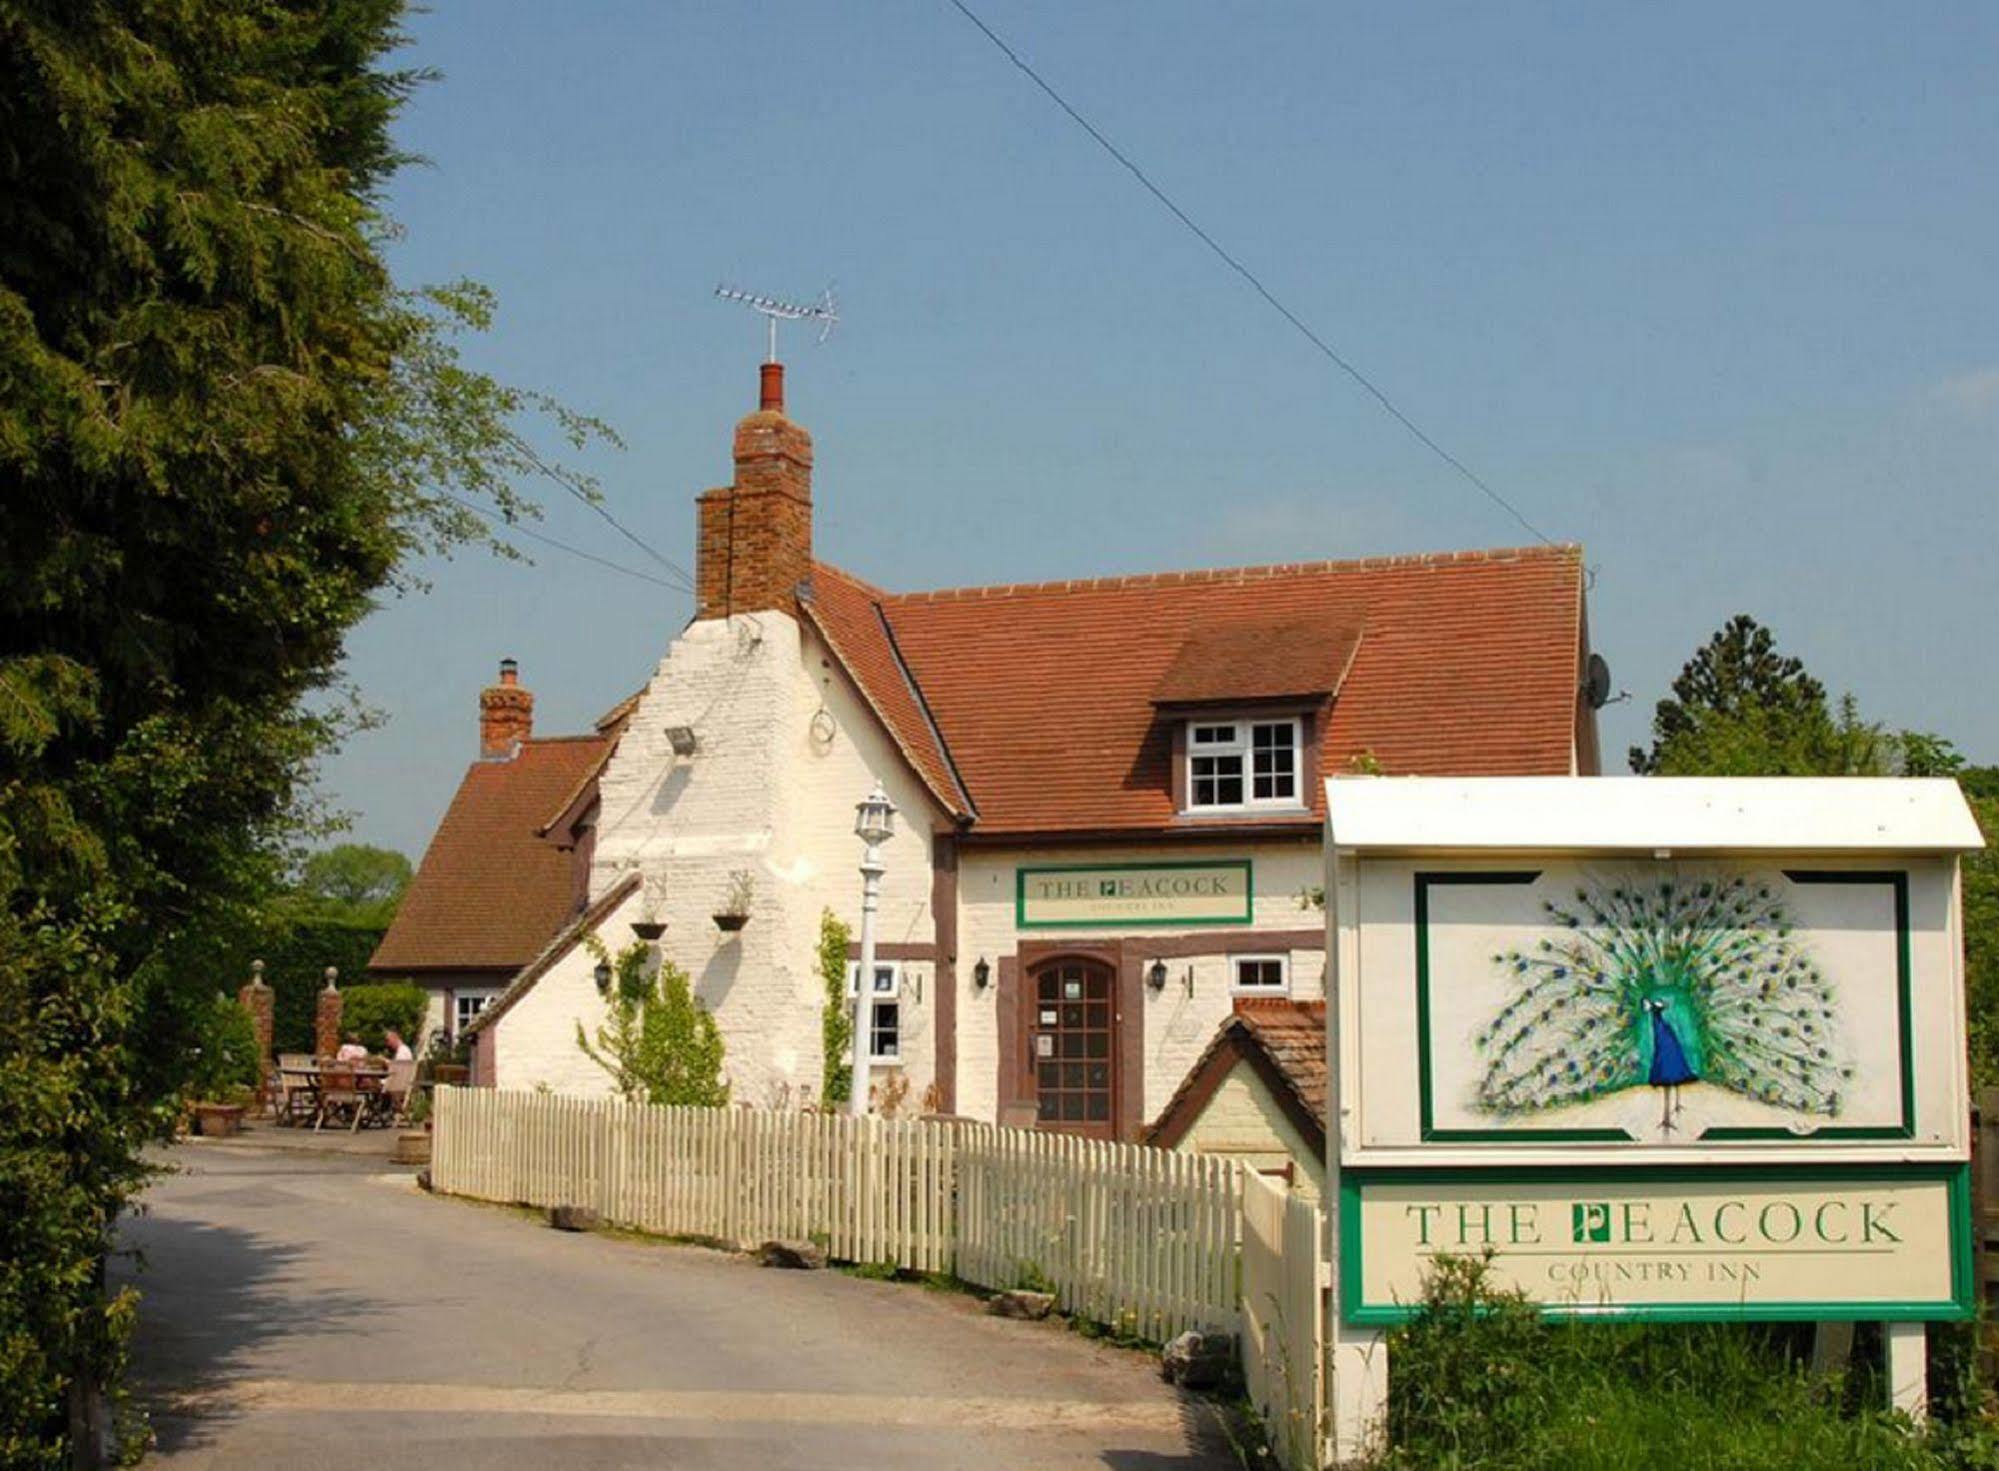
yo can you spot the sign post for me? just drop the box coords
[1323,776,1986,1457]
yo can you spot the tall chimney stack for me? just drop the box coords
[695,362,814,621]
[479,658,533,759]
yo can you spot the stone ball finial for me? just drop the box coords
[250,959,266,983]
[323,965,339,990]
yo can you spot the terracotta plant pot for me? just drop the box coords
[433,1064,469,1086]
[393,1130,432,1166]
[193,1102,246,1139]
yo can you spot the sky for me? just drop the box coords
[327,1,1999,859]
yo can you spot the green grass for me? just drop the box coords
[1375,1254,1999,1471]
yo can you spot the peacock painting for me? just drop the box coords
[1473,874,1851,1135]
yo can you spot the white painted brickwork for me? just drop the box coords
[955,842,1326,1125]
[1178,1065,1325,1201]
[549,610,944,1109]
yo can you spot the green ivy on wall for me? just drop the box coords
[820,910,853,1107]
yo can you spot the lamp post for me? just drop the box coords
[850,781,896,1118]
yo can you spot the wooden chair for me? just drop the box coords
[314,1066,362,1132]
[374,1059,417,1127]
[276,1054,317,1127]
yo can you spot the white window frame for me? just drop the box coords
[1184,716,1304,812]
[1230,954,1291,996]
[453,987,500,1037]
[845,961,903,1064]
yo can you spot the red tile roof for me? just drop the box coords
[1153,615,1363,707]
[370,736,611,974]
[812,543,1586,836]
[802,562,974,818]
[1146,998,1329,1154]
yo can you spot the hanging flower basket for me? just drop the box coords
[631,920,667,941]
[713,912,749,933]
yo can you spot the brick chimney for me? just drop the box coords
[695,361,813,620]
[479,658,533,759]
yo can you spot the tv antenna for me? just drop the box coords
[714,284,839,362]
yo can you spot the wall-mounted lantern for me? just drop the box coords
[593,959,613,995]
[973,957,991,990]
[1147,959,1168,991]
[665,725,698,757]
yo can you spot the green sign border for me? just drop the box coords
[1339,1161,1973,1326]
[1413,868,1916,1144]
[1015,859,1254,930]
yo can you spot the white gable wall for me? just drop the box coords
[490,885,641,1097]
[579,609,945,1109]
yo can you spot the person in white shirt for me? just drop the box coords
[383,1029,415,1062]
[334,1032,369,1062]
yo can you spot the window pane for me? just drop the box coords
[1192,724,1237,746]
[1215,773,1243,804]
[1085,1093,1110,1121]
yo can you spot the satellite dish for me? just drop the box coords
[1584,653,1613,710]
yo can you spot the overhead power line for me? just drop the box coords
[499,429,703,591]
[439,492,689,593]
[942,0,1557,548]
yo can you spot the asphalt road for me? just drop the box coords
[117,1140,1236,1469]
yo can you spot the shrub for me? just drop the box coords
[187,995,263,1103]
[341,982,427,1052]
[575,941,729,1107]
[1376,1252,1982,1471]
[819,910,852,1107]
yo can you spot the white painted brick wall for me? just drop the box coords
[956,841,1326,1126]
[504,610,950,1110]
[491,886,639,1097]
[1177,1064,1325,1201]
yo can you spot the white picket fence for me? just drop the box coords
[1241,1171,1327,1469]
[432,1088,1324,1465]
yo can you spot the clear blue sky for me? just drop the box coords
[328,1,1999,858]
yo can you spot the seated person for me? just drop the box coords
[334,1032,370,1062]
[383,1029,415,1062]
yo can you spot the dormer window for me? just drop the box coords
[1187,717,1301,811]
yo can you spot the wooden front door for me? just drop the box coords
[1028,958,1118,1138]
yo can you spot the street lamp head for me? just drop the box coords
[854,781,897,848]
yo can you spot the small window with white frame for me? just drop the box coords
[1231,954,1290,996]
[453,988,499,1037]
[1186,717,1302,811]
[845,961,901,1063]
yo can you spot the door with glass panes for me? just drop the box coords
[1027,958,1118,1138]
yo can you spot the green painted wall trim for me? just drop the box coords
[1015,858,1255,930]
[1336,1161,1973,1327]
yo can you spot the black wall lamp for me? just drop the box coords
[593,959,613,994]
[1147,959,1168,991]
[973,957,991,990]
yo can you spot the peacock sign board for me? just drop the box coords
[1324,776,1986,1323]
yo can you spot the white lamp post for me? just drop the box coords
[850,781,896,1118]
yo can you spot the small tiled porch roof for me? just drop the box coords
[1144,999,1329,1157]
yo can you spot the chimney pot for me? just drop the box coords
[695,362,814,622]
[479,659,534,759]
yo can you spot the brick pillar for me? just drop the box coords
[314,967,343,1058]
[237,959,274,1061]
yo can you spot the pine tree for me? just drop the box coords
[0,4,607,1459]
